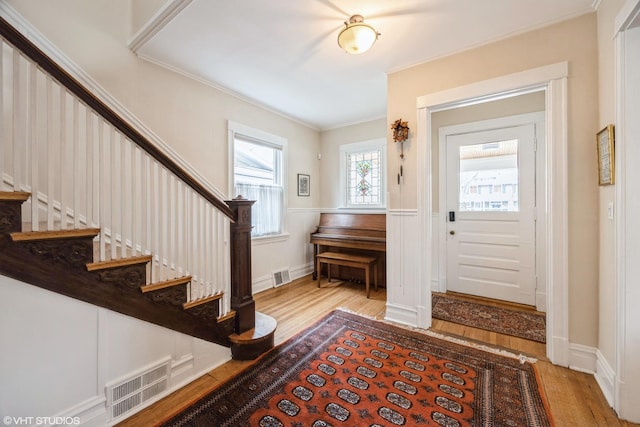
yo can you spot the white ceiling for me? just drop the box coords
[136,0,594,130]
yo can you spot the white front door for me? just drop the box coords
[445,124,536,305]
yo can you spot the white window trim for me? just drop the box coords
[340,138,387,209]
[228,120,288,240]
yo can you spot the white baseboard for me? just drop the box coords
[384,302,417,328]
[59,396,107,427]
[252,274,273,294]
[595,350,615,407]
[568,343,597,373]
[252,263,313,295]
[536,291,547,312]
[549,335,570,367]
[290,263,313,281]
[105,354,231,426]
[567,344,615,409]
[170,354,195,386]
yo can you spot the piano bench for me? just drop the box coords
[316,251,378,298]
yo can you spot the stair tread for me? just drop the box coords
[229,312,277,344]
[86,254,153,271]
[218,310,236,323]
[141,276,192,293]
[0,191,31,201]
[11,228,101,241]
[22,221,90,231]
[183,293,223,310]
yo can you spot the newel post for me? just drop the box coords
[226,196,256,334]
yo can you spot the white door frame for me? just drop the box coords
[416,62,569,366]
[438,112,545,310]
[614,0,640,420]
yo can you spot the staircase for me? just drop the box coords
[0,191,235,345]
[0,17,275,358]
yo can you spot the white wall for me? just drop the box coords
[251,208,320,293]
[0,1,322,423]
[0,275,229,426]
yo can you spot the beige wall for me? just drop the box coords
[596,0,625,370]
[130,0,170,35]
[388,13,600,346]
[6,0,321,210]
[319,119,387,208]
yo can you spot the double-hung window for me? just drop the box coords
[229,121,286,237]
[340,138,386,208]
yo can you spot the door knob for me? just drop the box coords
[449,230,455,235]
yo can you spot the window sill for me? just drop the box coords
[251,233,290,245]
[341,207,387,213]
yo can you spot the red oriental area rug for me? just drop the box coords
[163,310,554,427]
[432,293,547,343]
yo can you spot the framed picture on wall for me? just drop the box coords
[597,124,615,186]
[297,174,310,196]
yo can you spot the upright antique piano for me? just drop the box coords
[310,212,386,286]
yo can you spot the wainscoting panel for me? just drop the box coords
[0,275,231,426]
[251,209,319,295]
[385,209,424,327]
[432,212,441,292]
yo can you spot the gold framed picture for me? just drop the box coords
[597,124,615,186]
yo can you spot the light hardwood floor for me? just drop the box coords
[117,276,638,427]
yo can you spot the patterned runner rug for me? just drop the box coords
[432,294,546,343]
[163,310,553,426]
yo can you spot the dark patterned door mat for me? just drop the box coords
[432,293,546,343]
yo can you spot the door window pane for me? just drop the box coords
[458,140,519,212]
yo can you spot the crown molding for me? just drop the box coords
[128,0,193,52]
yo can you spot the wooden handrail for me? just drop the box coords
[0,16,235,221]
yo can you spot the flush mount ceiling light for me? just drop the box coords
[337,15,380,54]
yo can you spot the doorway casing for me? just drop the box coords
[614,0,640,420]
[415,62,569,366]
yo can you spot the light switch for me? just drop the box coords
[608,202,614,220]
